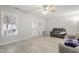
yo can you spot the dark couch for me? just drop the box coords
[50,28,67,38]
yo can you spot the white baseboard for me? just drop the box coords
[0,36,33,46]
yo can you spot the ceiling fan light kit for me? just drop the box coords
[42,5,55,14]
[42,11,48,14]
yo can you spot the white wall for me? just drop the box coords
[45,15,77,35]
[0,6,45,45]
[76,21,79,34]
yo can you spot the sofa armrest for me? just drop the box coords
[58,43,79,53]
[60,32,66,35]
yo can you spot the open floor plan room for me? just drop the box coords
[0,5,79,53]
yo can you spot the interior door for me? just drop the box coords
[32,19,45,37]
[32,19,40,37]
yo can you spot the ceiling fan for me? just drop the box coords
[36,5,55,14]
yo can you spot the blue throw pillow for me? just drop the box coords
[64,39,79,48]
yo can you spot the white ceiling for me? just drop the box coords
[10,5,79,18]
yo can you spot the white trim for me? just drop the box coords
[0,36,33,46]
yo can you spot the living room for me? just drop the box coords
[0,5,79,53]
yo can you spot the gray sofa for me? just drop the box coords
[59,43,79,53]
[50,28,67,38]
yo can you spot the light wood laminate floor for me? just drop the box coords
[0,36,64,53]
